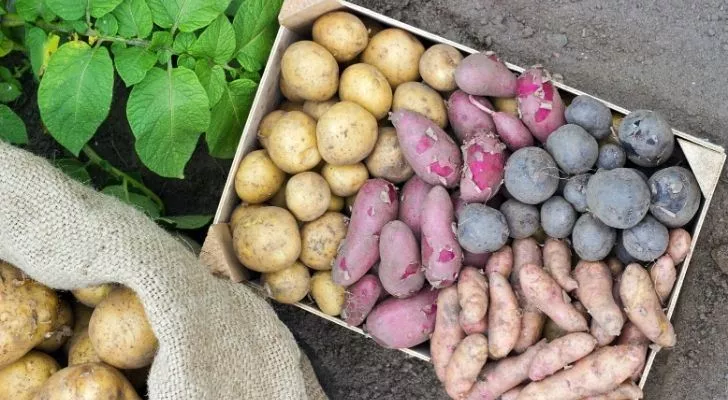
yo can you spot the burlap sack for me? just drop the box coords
[0,141,328,400]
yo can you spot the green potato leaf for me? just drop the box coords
[44,0,85,20]
[150,31,173,50]
[177,54,196,70]
[96,13,119,35]
[157,214,213,230]
[194,60,225,107]
[102,185,161,218]
[0,67,22,102]
[113,46,157,86]
[147,0,230,33]
[126,67,210,178]
[90,0,123,18]
[25,27,46,77]
[15,0,57,21]
[205,78,257,158]
[172,32,196,53]
[189,14,235,64]
[0,37,14,57]
[53,158,92,183]
[113,0,153,38]
[38,41,114,156]
[0,105,28,144]
[232,0,282,72]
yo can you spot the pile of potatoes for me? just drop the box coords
[230,10,702,400]
[0,261,156,400]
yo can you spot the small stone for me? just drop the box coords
[710,243,728,274]
[552,73,564,82]
[708,28,716,36]
[582,28,587,37]
[484,36,493,47]
[522,26,535,38]
[596,4,602,9]
[547,33,568,48]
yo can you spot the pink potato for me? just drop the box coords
[332,179,399,286]
[583,381,644,400]
[513,310,546,354]
[518,345,645,400]
[516,65,566,143]
[391,109,463,188]
[485,245,513,278]
[487,272,521,359]
[617,322,649,381]
[464,94,534,151]
[528,332,598,381]
[365,288,438,349]
[649,254,677,305]
[341,274,384,326]
[399,176,433,238]
[445,334,489,399]
[459,132,507,203]
[500,385,524,400]
[510,238,547,353]
[431,286,466,382]
[379,220,425,298]
[519,263,588,333]
[421,186,463,288]
[543,238,577,292]
[591,318,617,347]
[465,339,548,400]
[619,264,676,348]
[458,267,489,327]
[447,90,496,143]
[575,261,625,336]
[667,228,691,264]
[454,51,517,97]
[461,315,487,335]
[451,189,467,218]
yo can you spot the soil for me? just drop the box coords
[10,0,728,399]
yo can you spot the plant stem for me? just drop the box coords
[81,145,165,213]
[0,13,25,27]
[32,20,150,47]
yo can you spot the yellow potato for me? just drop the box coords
[257,110,285,149]
[63,302,93,354]
[419,44,463,92]
[262,261,311,304]
[280,74,304,102]
[393,81,448,128]
[328,195,344,212]
[72,283,115,307]
[234,150,286,204]
[34,363,140,400]
[310,271,346,316]
[229,202,264,231]
[317,101,378,165]
[0,262,59,369]
[68,330,102,366]
[300,212,348,271]
[281,40,339,101]
[233,206,301,273]
[285,171,331,222]
[303,97,338,120]
[35,299,74,353]
[89,287,158,369]
[267,111,321,173]
[0,351,60,400]
[365,127,414,183]
[361,28,424,88]
[492,97,519,117]
[339,63,393,120]
[321,163,369,197]
[312,11,368,62]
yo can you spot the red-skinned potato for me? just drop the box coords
[378,220,425,298]
[341,274,383,326]
[516,65,566,142]
[398,176,433,238]
[364,288,438,349]
[459,132,507,203]
[421,186,463,288]
[454,51,517,97]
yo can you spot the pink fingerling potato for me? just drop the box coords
[649,254,677,305]
[445,334,489,399]
[516,65,566,142]
[399,176,433,238]
[378,220,425,298]
[485,245,513,278]
[391,109,462,188]
[487,272,521,359]
[341,275,384,326]
[466,94,534,151]
[543,238,578,292]
[519,263,588,333]
[332,179,398,286]
[575,261,625,336]
[459,132,507,203]
[528,332,598,381]
[454,51,517,97]
[458,267,489,328]
[421,186,463,288]
[619,264,676,348]
[667,228,691,264]
[364,288,438,349]
[431,286,465,382]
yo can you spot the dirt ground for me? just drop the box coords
[279,0,728,399]
[13,0,728,399]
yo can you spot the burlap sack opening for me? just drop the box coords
[0,141,328,400]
